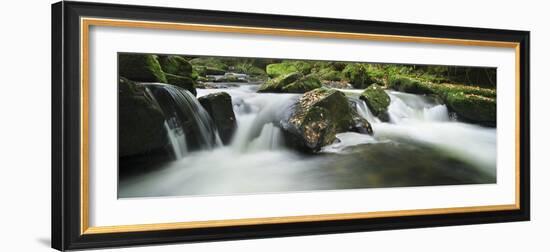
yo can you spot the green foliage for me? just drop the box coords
[189,57,228,70]
[343,63,370,89]
[119,54,167,83]
[234,62,267,77]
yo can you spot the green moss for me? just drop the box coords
[445,92,496,125]
[388,75,496,125]
[360,84,391,121]
[119,54,167,83]
[266,61,313,78]
[158,55,193,77]
[388,76,433,94]
[258,72,303,92]
[284,88,372,152]
[281,75,322,93]
[165,73,197,96]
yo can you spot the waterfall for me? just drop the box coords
[348,96,380,123]
[142,83,221,158]
[386,91,450,123]
[163,121,187,159]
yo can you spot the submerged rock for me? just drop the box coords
[281,88,373,152]
[360,84,391,122]
[258,72,321,93]
[119,54,167,83]
[198,92,237,145]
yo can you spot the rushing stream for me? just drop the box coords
[119,80,496,198]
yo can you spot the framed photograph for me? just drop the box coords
[52,1,530,250]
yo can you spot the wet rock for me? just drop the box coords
[118,78,171,175]
[281,88,373,152]
[360,84,391,122]
[198,92,237,145]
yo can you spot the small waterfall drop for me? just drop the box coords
[386,91,450,123]
[142,83,222,158]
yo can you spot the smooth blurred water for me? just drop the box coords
[119,84,496,198]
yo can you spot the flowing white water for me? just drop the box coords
[119,83,496,198]
[163,121,188,159]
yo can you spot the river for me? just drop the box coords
[119,81,496,198]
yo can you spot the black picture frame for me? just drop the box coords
[52,1,530,251]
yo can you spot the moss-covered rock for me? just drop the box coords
[119,54,167,83]
[445,92,496,126]
[360,84,391,121]
[388,75,497,125]
[281,75,322,93]
[198,92,237,145]
[311,67,343,81]
[165,73,197,96]
[158,55,193,77]
[281,88,373,152]
[258,72,322,93]
[266,61,313,78]
[388,76,433,94]
[343,63,370,89]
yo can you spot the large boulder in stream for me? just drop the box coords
[119,54,167,83]
[281,88,373,152]
[258,72,322,93]
[118,78,171,175]
[360,84,391,122]
[198,92,237,145]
